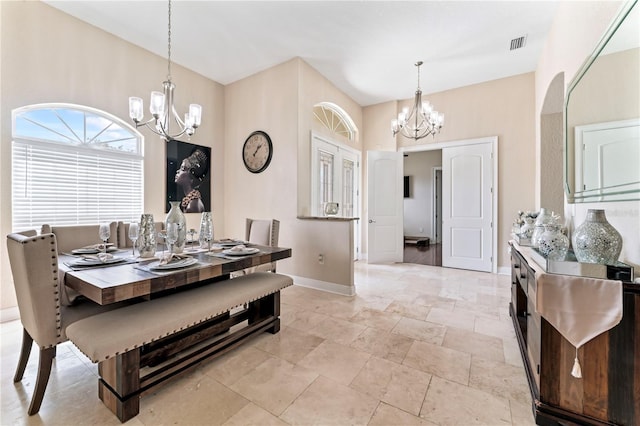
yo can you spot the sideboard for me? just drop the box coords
[509,242,639,425]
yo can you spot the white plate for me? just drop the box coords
[222,247,260,256]
[70,257,126,266]
[149,257,198,270]
[217,240,246,247]
[71,246,118,255]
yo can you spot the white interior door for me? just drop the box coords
[367,151,403,263]
[442,143,493,272]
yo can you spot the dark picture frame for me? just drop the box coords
[166,139,211,213]
[404,176,411,198]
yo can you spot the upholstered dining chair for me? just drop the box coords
[245,218,280,273]
[6,232,130,415]
[40,222,118,253]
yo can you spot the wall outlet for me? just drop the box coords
[419,227,424,233]
[318,254,324,264]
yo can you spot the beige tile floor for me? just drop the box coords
[0,261,535,425]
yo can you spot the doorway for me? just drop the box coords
[399,136,498,273]
[402,152,442,266]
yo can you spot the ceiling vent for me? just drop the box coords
[510,35,528,51]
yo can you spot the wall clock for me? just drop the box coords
[242,130,273,173]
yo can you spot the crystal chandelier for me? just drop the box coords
[391,61,444,140]
[128,0,202,140]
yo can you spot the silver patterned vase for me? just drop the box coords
[138,213,157,258]
[538,224,569,261]
[572,209,623,264]
[166,201,186,253]
[198,212,213,249]
[519,217,535,239]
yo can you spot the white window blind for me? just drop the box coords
[11,104,143,231]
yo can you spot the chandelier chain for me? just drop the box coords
[167,0,172,81]
[415,61,422,91]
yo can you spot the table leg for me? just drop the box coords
[98,350,140,423]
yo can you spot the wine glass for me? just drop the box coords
[98,223,110,253]
[166,223,179,254]
[128,222,139,257]
[157,231,167,257]
[187,228,197,249]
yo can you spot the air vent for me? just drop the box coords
[510,35,528,51]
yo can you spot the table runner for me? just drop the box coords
[536,272,622,378]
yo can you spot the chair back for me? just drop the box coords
[245,219,280,273]
[246,219,279,247]
[41,222,117,253]
[7,233,63,348]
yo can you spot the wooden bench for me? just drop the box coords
[66,272,293,422]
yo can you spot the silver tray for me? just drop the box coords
[530,248,634,281]
[513,234,531,246]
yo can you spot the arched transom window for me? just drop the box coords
[313,102,358,141]
[11,103,143,230]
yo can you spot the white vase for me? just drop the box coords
[166,201,186,253]
[531,208,553,248]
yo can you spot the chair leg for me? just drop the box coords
[27,347,55,415]
[13,328,33,383]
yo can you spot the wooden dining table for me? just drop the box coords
[59,243,293,422]
[61,244,292,305]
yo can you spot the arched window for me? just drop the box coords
[11,103,143,231]
[313,102,358,141]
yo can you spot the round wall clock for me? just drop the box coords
[242,130,273,173]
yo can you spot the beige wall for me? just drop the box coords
[224,58,360,291]
[364,73,536,268]
[535,0,640,268]
[0,2,224,313]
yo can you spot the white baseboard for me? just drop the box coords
[289,275,356,296]
[1,306,20,323]
[497,266,510,276]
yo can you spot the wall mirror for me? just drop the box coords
[565,0,639,203]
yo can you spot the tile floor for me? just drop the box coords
[0,261,535,425]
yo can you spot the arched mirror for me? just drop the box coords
[565,0,639,203]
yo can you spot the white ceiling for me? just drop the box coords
[44,0,560,107]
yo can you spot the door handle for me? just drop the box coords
[368,219,376,223]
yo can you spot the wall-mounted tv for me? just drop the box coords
[404,176,410,198]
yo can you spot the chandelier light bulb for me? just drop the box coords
[189,104,202,127]
[150,91,165,117]
[129,97,144,122]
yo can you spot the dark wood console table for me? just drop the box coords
[509,242,639,425]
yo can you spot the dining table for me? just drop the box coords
[60,243,292,305]
[58,241,293,423]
